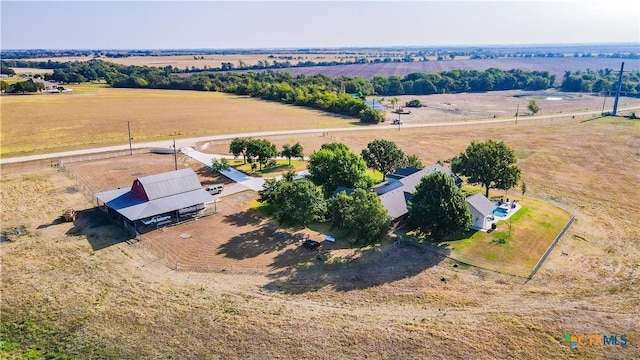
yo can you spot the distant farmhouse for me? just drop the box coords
[94,168,215,233]
[5,78,71,93]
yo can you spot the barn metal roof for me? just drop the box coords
[94,168,214,221]
[137,168,203,200]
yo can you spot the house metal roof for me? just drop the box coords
[378,188,408,220]
[376,165,460,220]
[466,193,497,216]
[94,168,214,221]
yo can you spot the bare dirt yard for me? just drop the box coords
[2,113,639,357]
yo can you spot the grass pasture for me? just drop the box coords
[0,86,357,157]
[437,195,572,277]
[230,158,308,176]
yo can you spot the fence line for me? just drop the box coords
[57,148,150,165]
[527,213,575,281]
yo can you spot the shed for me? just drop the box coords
[466,193,497,230]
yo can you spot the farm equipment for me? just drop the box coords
[61,208,77,222]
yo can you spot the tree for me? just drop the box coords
[211,158,231,173]
[229,138,249,164]
[327,189,391,246]
[359,107,385,124]
[247,139,278,170]
[521,182,527,199]
[0,80,7,93]
[272,179,326,226]
[281,142,304,165]
[390,97,399,109]
[258,178,280,204]
[408,171,471,239]
[308,143,373,193]
[528,99,541,114]
[343,189,391,246]
[451,140,522,197]
[361,139,406,180]
[291,142,304,161]
[405,99,422,107]
[402,154,424,169]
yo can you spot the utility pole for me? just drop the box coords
[612,62,624,116]
[127,121,133,155]
[515,102,519,124]
[601,92,608,115]
[173,139,178,171]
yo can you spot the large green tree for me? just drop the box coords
[359,107,385,124]
[408,171,471,239]
[327,189,391,246]
[229,138,249,164]
[307,143,373,193]
[451,140,521,197]
[281,142,304,165]
[361,139,406,180]
[247,139,278,170]
[272,179,326,226]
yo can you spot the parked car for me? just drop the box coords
[392,119,404,125]
[302,239,321,250]
[141,214,171,226]
[206,185,224,195]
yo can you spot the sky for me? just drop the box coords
[1,0,639,50]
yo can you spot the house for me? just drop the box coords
[466,193,497,230]
[333,165,460,226]
[94,168,215,233]
[31,78,61,92]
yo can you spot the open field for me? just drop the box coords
[9,67,55,75]
[268,57,640,80]
[19,52,412,69]
[7,85,638,160]
[2,114,638,358]
[0,86,355,157]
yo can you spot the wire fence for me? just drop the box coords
[527,213,575,281]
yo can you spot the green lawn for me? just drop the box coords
[407,191,572,277]
[230,159,307,177]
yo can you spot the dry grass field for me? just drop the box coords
[19,53,408,70]
[0,86,355,157]
[2,112,639,358]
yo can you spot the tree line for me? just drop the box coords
[560,69,640,96]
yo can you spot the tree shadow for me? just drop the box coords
[222,209,264,227]
[36,217,65,230]
[264,240,450,294]
[195,165,234,186]
[65,208,131,251]
[216,226,307,260]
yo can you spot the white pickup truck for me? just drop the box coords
[141,215,171,225]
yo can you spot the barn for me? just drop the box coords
[94,168,215,233]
